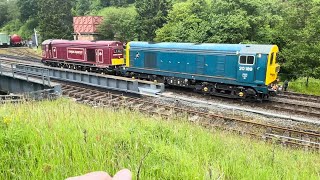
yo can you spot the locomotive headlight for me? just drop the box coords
[257,53,262,58]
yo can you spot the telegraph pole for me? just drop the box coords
[34,28,38,48]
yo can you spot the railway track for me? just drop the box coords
[1,55,320,119]
[278,91,320,103]
[166,88,320,120]
[267,99,320,118]
[0,56,42,66]
[0,47,41,62]
[61,84,320,150]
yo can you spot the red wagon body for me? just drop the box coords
[10,34,23,46]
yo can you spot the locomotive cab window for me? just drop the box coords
[239,55,255,65]
[240,56,247,64]
[269,53,274,65]
[247,56,254,64]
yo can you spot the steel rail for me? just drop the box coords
[1,55,320,119]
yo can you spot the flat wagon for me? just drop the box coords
[0,33,10,47]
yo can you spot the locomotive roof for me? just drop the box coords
[42,39,122,46]
[129,41,276,54]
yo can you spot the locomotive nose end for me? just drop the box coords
[265,45,280,86]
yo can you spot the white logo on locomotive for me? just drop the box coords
[242,73,248,79]
[239,66,253,71]
[68,50,83,55]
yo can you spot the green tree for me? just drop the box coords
[17,0,38,22]
[207,0,282,44]
[89,0,103,14]
[74,0,90,16]
[278,0,320,85]
[156,0,282,44]
[0,0,21,32]
[110,0,135,7]
[0,1,9,27]
[38,0,73,40]
[98,6,137,42]
[155,0,210,43]
[135,0,171,41]
[18,19,38,39]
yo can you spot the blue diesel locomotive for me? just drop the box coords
[124,42,280,100]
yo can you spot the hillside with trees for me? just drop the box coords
[0,0,320,84]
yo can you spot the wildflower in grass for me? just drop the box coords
[3,116,11,125]
[43,164,52,173]
[96,135,101,142]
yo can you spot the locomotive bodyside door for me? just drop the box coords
[254,54,267,84]
[96,49,103,64]
[48,42,53,58]
[52,47,57,58]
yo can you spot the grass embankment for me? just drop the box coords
[0,49,7,54]
[0,99,319,179]
[288,77,320,95]
[33,47,42,57]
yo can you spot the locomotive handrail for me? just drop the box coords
[0,62,52,87]
[12,64,51,86]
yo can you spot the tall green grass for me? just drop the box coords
[288,77,320,95]
[0,99,319,179]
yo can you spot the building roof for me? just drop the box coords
[73,16,103,34]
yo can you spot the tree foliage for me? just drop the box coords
[17,0,39,22]
[156,0,282,44]
[98,7,137,42]
[89,0,136,13]
[277,0,320,83]
[135,0,171,41]
[156,0,210,43]
[0,0,20,28]
[0,1,10,27]
[74,0,91,16]
[38,0,73,40]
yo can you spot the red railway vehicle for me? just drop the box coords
[10,34,23,46]
[41,39,124,73]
